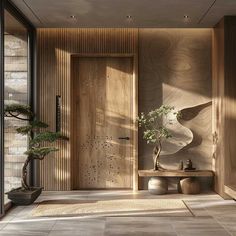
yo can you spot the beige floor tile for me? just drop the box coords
[177,230,231,236]
[105,232,177,236]
[0,224,6,231]
[52,218,106,231]
[0,230,49,236]
[3,220,56,231]
[49,230,104,236]
[0,191,234,236]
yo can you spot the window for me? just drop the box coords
[0,0,4,216]
[4,9,30,204]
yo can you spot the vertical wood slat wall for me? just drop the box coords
[37,29,138,190]
[212,20,226,198]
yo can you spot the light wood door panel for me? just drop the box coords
[72,57,133,189]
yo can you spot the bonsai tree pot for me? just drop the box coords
[4,104,67,206]
[6,187,43,205]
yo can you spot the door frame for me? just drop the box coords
[70,53,138,191]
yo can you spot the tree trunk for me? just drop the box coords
[21,156,31,190]
[152,141,162,170]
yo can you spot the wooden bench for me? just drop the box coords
[138,170,214,194]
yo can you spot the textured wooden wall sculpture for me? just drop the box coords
[37,29,138,190]
[138,29,212,189]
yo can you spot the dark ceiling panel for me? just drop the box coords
[201,0,236,27]
[10,0,236,28]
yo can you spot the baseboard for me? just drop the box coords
[224,185,236,200]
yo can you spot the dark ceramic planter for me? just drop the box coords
[6,187,43,205]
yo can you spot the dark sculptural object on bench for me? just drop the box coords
[184,159,196,171]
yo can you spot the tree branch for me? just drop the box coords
[8,111,31,121]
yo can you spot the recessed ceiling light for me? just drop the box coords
[183,15,190,23]
[70,15,76,19]
[126,15,133,23]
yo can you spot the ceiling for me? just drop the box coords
[10,0,236,28]
[5,10,27,35]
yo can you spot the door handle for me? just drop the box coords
[118,137,130,140]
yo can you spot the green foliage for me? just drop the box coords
[25,147,59,158]
[4,103,66,160]
[137,105,178,145]
[4,103,67,189]
[4,104,34,119]
[16,120,49,135]
[29,120,49,129]
[30,132,64,146]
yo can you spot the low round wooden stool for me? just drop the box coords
[178,177,200,194]
[148,177,168,195]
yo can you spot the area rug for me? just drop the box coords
[32,199,193,217]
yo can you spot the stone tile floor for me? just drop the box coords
[0,191,235,236]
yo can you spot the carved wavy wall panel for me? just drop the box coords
[161,102,212,167]
[162,102,212,156]
[161,108,193,156]
[139,29,212,189]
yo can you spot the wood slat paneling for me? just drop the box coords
[224,17,236,196]
[212,16,236,199]
[37,29,138,190]
[212,19,226,198]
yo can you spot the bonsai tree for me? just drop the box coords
[4,103,65,190]
[137,105,179,171]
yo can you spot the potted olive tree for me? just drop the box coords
[4,104,65,205]
[137,105,179,171]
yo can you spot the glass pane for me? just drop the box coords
[4,10,29,204]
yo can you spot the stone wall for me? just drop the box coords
[4,32,28,198]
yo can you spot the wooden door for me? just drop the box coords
[71,57,133,189]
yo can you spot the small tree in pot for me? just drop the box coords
[137,105,179,171]
[4,104,66,205]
